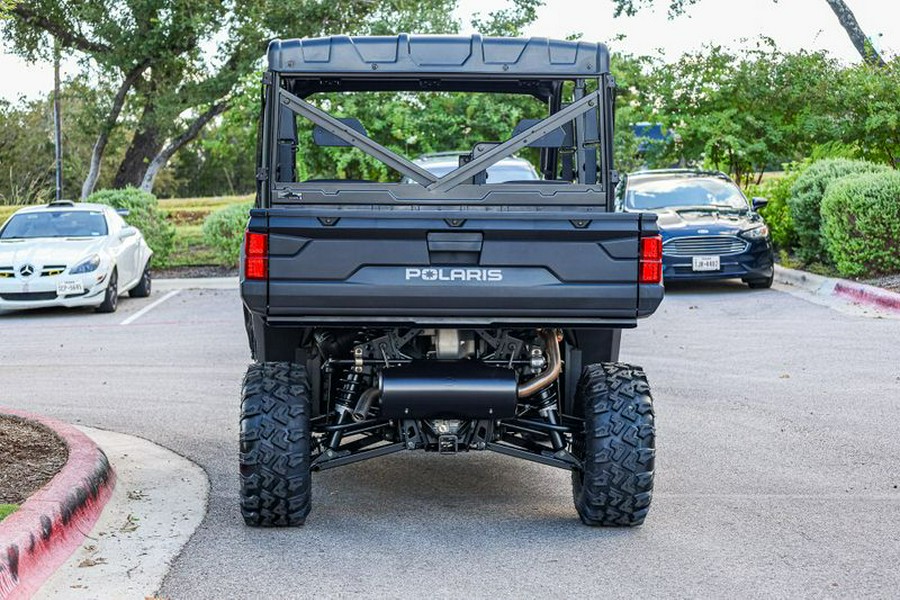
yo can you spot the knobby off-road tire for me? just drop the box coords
[240,362,312,527]
[572,363,655,526]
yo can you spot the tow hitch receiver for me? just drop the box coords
[438,435,459,454]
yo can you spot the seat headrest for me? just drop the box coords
[313,118,368,146]
[511,118,573,148]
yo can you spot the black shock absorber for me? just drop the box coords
[328,367,364,450]
[535,384,566,452]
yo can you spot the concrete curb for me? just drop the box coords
[0,410,116,600]
[154,276,238,290]
[775,264,900,313]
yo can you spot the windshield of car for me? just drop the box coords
[625,176,748,211]
[0,211,109,239]
[404,160,540,184]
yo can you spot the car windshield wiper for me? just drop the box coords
[672,205,746,213]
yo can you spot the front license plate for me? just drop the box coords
[56,280,84,296]
[692,256,721,271]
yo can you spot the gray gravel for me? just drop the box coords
[1,281,899,598]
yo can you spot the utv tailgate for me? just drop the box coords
[243,207,663,327]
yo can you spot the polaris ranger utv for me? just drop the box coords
[240,34,664,527]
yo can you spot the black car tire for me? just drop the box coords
[240,362,312,527]
[95,268,119,313]
[129,264,152,298]
[744,272,774,289]
[571,362,655,526]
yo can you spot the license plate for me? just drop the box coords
[56,280,84,296]
[692,256,720,271]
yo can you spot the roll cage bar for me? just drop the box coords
[257,71,618,210]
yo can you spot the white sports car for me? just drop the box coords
[0,201,152,313]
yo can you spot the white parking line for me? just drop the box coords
[119,290,181,326]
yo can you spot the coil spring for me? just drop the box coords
[336,370,363,409]
[534,384,559,411]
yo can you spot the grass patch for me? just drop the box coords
[0,504,17,521]
[0,205,20,223]
[160,196,251,267]
[167,224,224,267]
[778,251,840,277]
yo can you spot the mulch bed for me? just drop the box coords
[861,274,900,294]
[0,415,68,504]
[152,265,238,279]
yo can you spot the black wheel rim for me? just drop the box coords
[109,272,118,309]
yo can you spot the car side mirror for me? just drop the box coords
[116,208,130,217]
[119,226,137,239]
[751,197,768,211]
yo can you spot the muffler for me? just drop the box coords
[380,361,518,420]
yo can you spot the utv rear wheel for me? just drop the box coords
[571,363,655,526]
[240,362,312,527]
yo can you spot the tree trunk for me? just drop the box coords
[140,102,229,193]
[81,62,149,199]
[113,103,164,189]
[823,0,886,67]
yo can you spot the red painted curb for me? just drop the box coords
[833,280,900,312]
[0,410,116,600]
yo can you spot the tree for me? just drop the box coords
[610,0,887,67]
[646,44,843,185]
[3,0,460,196]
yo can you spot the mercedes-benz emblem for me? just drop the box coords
[18,264,35,278]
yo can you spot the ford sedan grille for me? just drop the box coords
[663,235,748,257]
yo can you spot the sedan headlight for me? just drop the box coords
[741,225,769,240]
[69,254,101,274]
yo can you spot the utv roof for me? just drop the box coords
[267,34,610,78]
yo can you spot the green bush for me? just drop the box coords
[787,159,888,263]
[87,187,176,266]
[820,171,900,277]
[201,202,253,265]
[746,167,807,252]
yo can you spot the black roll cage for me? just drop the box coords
[257,71,618,210]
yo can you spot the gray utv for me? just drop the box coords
[239,34,664,527]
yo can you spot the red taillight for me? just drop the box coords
[639,235,663,284]
[245,231,268,281]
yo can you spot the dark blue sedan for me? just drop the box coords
[619,170,775,288]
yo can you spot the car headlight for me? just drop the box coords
[69,255,101,274]
[741,225,769,240]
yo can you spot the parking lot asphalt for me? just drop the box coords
[2,282,899,598]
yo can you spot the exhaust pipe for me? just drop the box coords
[351,387,380,422]
[517,329,562,399]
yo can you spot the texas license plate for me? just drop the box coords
[56,280,84,296]
[692,256,720,271]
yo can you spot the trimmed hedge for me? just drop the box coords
[788,159,888,263]
[820,171,900,277]
[87,187,175,265]
[201,201,253,265]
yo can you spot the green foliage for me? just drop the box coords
[201,201,253,265]
[745,165,809,251]
[647,44,846,186]
[471,0,542,36]
[820,171,900,277]
[788,158,889,263]
[838,59,900,166]
[0,504,17,522]
[87,187,175,265]
[282,90,545,182]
